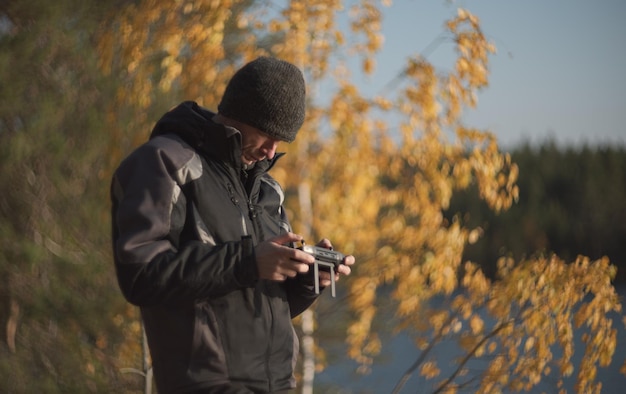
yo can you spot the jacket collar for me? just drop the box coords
[150,101,283,172]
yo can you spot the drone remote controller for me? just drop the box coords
[298,242,345,297]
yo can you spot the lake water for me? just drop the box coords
[315,285,626,393]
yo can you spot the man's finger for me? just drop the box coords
[268,232,304,245]
[337,264,351,276]
[287,248,316,264]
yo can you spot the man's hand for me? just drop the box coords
[255,233,315,281]
[314,238,355,288]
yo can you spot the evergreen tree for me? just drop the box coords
[451,141,626,282]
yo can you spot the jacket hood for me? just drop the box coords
[150,101,240,166]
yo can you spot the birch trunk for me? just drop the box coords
[298,181,315,394]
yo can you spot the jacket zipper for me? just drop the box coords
[226,182,249,236]
[228,167,276,390]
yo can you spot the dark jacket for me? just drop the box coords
[111,101,319,393]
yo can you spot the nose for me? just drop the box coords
[262,140,279,160]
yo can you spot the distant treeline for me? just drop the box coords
[447,141,626,283]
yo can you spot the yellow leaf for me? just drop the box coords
[420,361,441,379]
[469,315,484,335]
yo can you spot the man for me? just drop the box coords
[110,56,355,393]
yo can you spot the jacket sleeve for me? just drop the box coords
[111,138,258,307]
[285,274,323,318]
[264,190,322,317]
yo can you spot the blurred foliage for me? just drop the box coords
[0,0,132,391]
[0,0,623,393]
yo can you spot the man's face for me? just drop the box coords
[239,123,281,166]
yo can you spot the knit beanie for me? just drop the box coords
[218,57,306,142]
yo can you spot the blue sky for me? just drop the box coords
[355,0,626,148]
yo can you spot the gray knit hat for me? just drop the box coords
[218,57,306,142]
